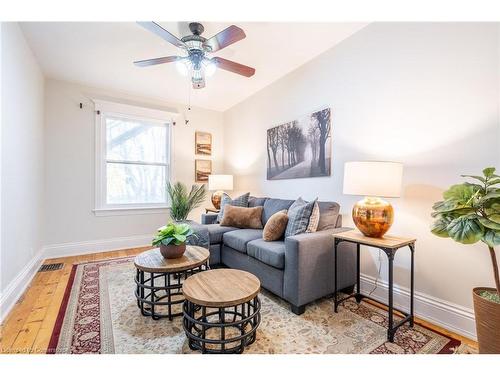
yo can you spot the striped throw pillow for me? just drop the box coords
[285,197,317,237]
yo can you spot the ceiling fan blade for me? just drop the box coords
[134,56,180,67]
[212,57,255,77]
[137,21,187,49]
[204,25,246,52]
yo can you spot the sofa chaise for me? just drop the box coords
[200,196,357,315]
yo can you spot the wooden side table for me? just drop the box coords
[134,246,210,320]
[332,230,416,342]
[205,207,220,214]
[182,269,261,354]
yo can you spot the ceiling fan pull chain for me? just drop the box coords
[185,80,191,125]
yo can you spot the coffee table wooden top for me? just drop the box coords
[134,246,209,273]
[332,229,416,249]
[182,269,260,308]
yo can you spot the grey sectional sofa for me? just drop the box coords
[200,196,357,315]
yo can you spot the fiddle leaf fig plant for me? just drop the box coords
[431,167,500,302]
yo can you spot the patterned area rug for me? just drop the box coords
[48,257,471,354]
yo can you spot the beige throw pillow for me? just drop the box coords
[220,205,263,229]
[263,210,289,241]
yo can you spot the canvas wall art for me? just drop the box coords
[195,131,212,155]
[266,107,331,180]
[195,159,212,183]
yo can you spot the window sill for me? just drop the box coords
[93,206,170,217]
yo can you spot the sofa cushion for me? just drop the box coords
[217,192,250,222]
[205,224,238,244]
[247,239,286,269]
[262,198,294,224]
[222,229,263,253]
[248,196,268,207]
[285,197,317,237]
[317,201,340,230]
[220,205,264,229]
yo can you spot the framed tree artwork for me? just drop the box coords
[195,159,212,183]
[195,131,212,156]
[266,107,331,180]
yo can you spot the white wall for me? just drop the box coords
[224,23,500,325]
[1,23,45,292]
[43,79,224,250]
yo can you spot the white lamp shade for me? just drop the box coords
[343,161,403,198]
[208,174,233,191]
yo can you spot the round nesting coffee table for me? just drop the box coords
[134,246,209,320]
[182,269,261,354]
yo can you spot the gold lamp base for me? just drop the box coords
[211,190,224,210]
[352,197,394,238]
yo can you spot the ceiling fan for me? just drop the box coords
[134,22,256,89]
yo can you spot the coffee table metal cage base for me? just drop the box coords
[183,297,261,354]
[135,264,209,320]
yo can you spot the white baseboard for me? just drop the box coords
[1,235,478,342]
[0,249,45,322]
[1,234,152,322]
[359,273,477,340]
[42,234,152,259]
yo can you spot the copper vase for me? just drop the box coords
[352,197,394,238]
[211,191,224,210]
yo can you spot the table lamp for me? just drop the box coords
[343,161,403,238]
[208,174,233,209]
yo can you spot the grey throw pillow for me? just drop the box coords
[217,192,250,222]
[285,197,318,237]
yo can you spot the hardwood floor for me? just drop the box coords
[0,247,478,354]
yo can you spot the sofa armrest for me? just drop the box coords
[283,227,356,307]
[201,213,219,225]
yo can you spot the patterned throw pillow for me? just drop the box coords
[306,201,320,233]
[285,197,318,237]
[217,192,250,222]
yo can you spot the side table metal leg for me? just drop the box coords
[167,271,172,320]
[409,243,415,327]
[334,239,338,313]
[220,307,226,352]
[151,272,157,320]
[387,253,395,342]
[140,271,145,315]
[355,243,362,303]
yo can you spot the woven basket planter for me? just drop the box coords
[473,287,500,353]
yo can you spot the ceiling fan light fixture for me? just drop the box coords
[203,59,217,77]
[175,59,191,76]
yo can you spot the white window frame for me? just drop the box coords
[93,99,178,216]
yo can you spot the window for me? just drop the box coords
[94,100,176,216]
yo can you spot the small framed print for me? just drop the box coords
[195,159,212,183]
[195,131,212,156]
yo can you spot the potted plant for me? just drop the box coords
[152,222,194,259]
[167,182,206,222]
[431,167,500,353]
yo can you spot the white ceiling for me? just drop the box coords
[20,22,367,112]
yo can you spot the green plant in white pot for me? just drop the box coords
[152,222,194,259]
[431,167,500,353]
